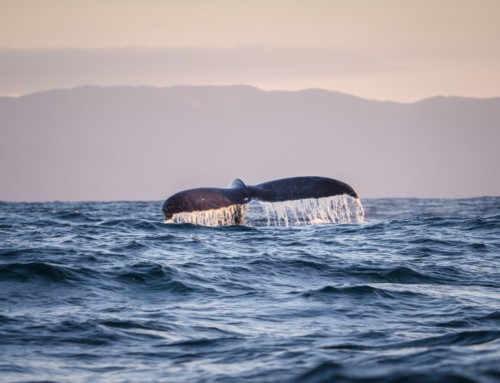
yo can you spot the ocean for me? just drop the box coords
[1,197,499,382]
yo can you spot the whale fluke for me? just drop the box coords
[246,176,358,202]
[161,185,251,222]
[162,176,359,223]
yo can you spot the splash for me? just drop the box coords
[258,195,364,227]
[165,195,364,227]
[166,204,248,227]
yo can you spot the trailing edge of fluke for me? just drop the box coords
[162,176,359,223]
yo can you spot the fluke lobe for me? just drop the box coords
[162,176,359,223]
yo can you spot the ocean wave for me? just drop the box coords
[300,284,407,300]
[291,361,480,383]
[323,330,500,352]
[393,330,500,349]
[0,262,91,283]
[463,215,500,232]
[112,262,218,295]
[436,310,500,328]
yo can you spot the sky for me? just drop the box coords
[1,0,499,201]
[1,0,500,101]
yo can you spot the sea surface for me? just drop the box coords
[1,198,499,383]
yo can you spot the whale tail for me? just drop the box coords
[246,176,358,202]
[162,176,359,224]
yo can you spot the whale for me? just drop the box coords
[162,176,359,223]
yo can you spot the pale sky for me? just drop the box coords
[1,0,499,101]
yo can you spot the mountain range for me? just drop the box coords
[1,85,499,201]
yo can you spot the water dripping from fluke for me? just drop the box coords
[259,195,364,227]
[166,196,364,227]
[165,205,248,226]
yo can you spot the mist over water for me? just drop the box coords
[1,197,499,382]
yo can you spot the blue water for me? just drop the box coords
[1,198,500,382]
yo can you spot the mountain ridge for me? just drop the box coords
[7,84,500,105]
[1,85,499,201]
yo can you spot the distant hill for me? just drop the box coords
[1,85,499,201]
